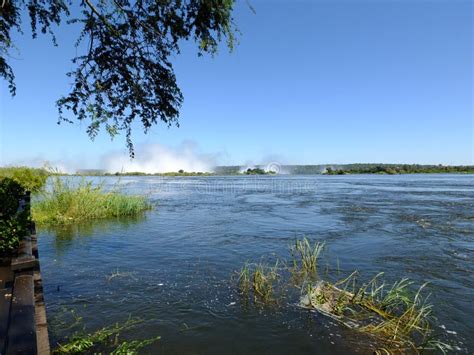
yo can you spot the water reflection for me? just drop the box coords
[38,214,146,252]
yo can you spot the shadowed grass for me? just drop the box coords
[32,177,151,225]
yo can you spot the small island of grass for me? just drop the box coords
[32,177,151,225]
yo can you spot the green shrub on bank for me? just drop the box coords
[0,166,49,192]
[32,177,151,225]
[0,178,30,254]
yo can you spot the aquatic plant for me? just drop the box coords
[32,176,151,225]
[54,318,159,354]
[301,272,451,353]
[237,261,280,304]
[110,336,161,354]
[253,262,279,303]
[290,237,324,277]
[235,238,452,353]
[238,262,251,295]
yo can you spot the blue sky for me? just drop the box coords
[1,0,472,170]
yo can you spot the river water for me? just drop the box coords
[37,175,474,353]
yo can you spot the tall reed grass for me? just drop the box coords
[290,237,324,279]
[32,177,151,225]
[238,261,280,304]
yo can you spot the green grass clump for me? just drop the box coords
[32,177,151,225]
[238,261,280,304]
[290,237,324,277]
[0,166,49,192]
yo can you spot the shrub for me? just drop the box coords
[0,178,30,254]
[0,166,49,192]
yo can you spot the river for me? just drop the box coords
[38,174,474,353]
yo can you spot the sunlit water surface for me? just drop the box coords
[38,175,474,353]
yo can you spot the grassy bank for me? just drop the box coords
[32,177,151,225]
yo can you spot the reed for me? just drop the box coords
[237,261,280,304]
[253,262,279,303]
[238,262,251,295]
[32,176,151,225]
[290,237,324,276]
[235,238,451,353]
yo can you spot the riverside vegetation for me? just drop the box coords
[215,164,474,175]
[0,166,48,192]
[236,238,452,353]
[1,167,151,249]
[1,168,155,351]
[0,178,30,254]
[322,164,474,175]
[32,176,151,225]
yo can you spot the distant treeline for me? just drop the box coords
[72,164,474,176]
[75,169,214,177]
[322,164,474,175]
[216,164,474,175]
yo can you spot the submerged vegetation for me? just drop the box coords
[238,262,280,304]
[54,317,160,354]
[32,177,151,225]
[300,275,449,353]
[235,238,451,353]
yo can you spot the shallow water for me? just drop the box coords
[38,175,474,353]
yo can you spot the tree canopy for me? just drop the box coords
[1,0,236,156]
